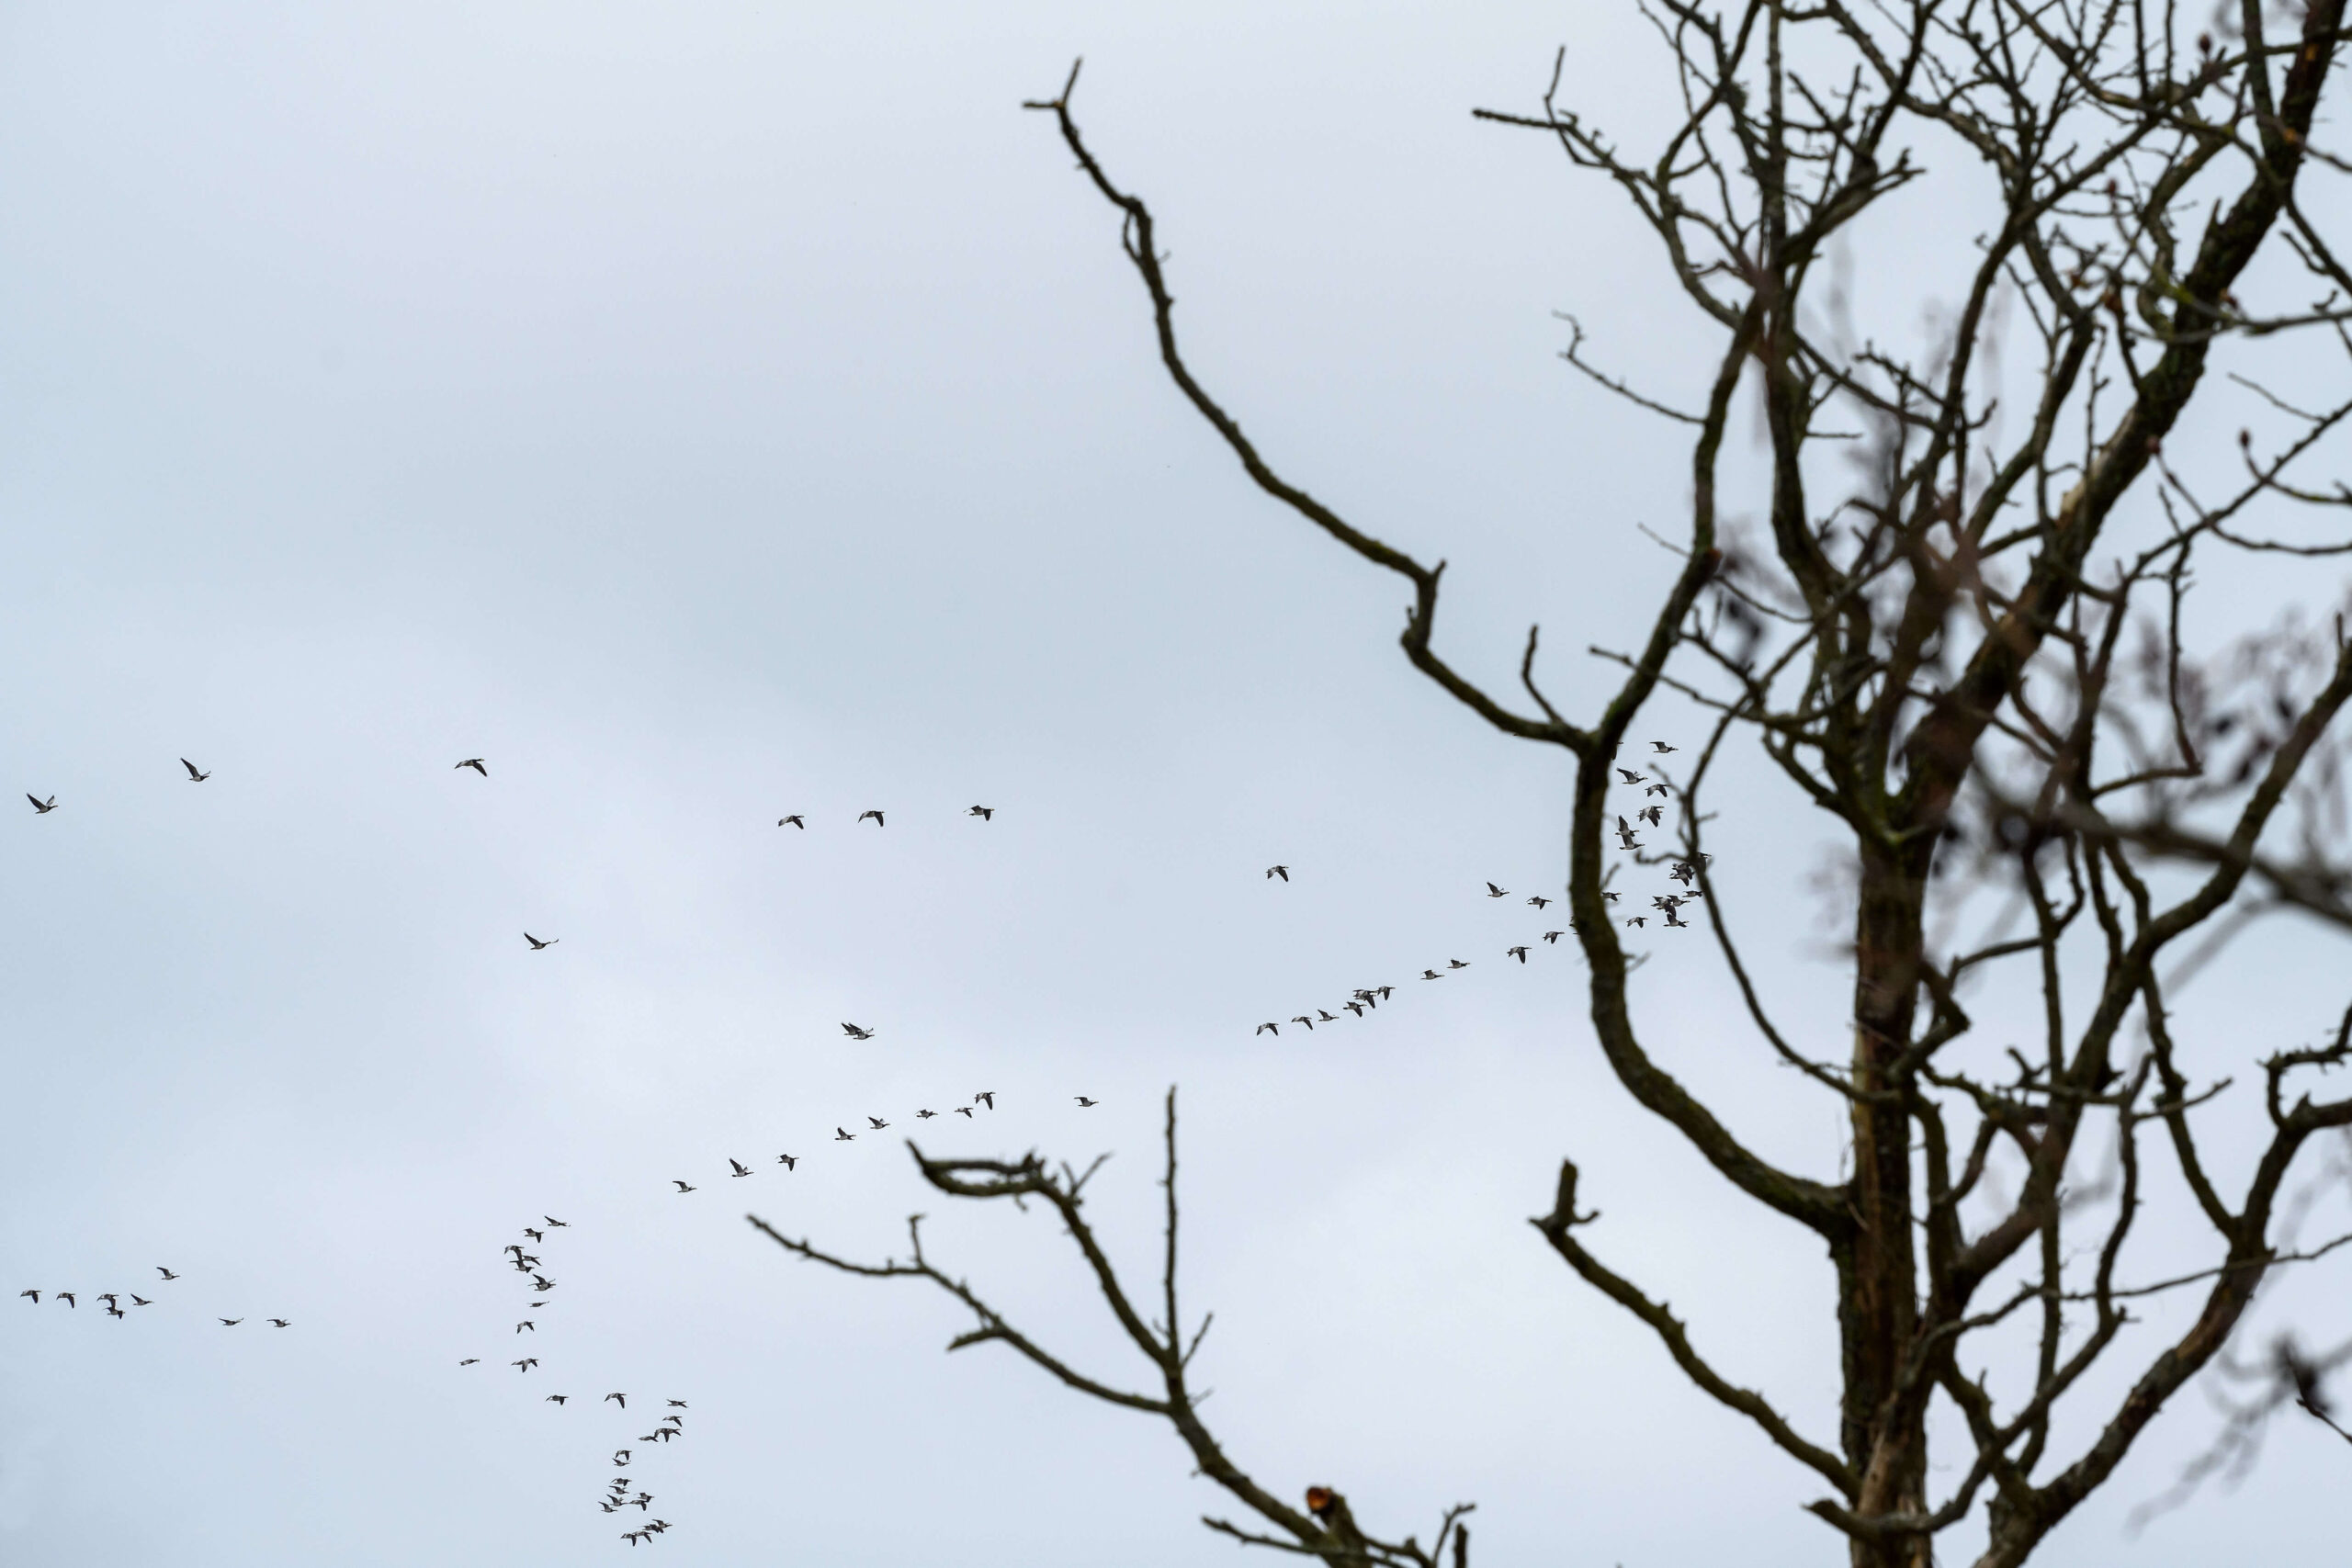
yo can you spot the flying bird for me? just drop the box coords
[673,1179,696,1193]
[460,1359,480,1366]
[1528,895,1552,908]
[1344,1001,1364,1018]
[968,806,994,820]
[1074,1096,1098,1107]
[1447,958,1470,969]
[1507,945,1529,963]
[107,1304,127,1319]
[544,1216,569,1227]
[513,1358,537,1370]
[729,1158,752,1179]
[1292,1015,1315,1031]
[157,1266,180,1280]
[523,1227,544,1241]
[1645,781,1671,797]
[841,1022,875,1041]
[1650,741,1677,753]
[866,1116,888,1130]
[1615,768,1644,784]
[975,1091,995,1110]
[1486,882,1509,898]
[269,1318,290,1328]
[516,1321,535,1333]
[17,1291,35,1303]
[1625,916,1647,928]
[1421,968,1443,981]
[1638,805,1664,827]
[524,933,559,950]
[1256,1021,1278,1036]
[778,814,806,829]
[57,1293,75,1308]
[605,1393,628,1408]
[614,1450,632,1465]
[97,1293,119,1308]
[915,1109,936,1119]
[776,1153,797,1169]
[1265,865,1288,882]
[1543,931,1565,943]
[835,1127,855,1142]
[857,809,885,826]
[1615,817,1642,850]
[130,1295,151,1306]
[27,795,56,814]
[456,759,489,776]
[546,1394,568,1404]
[953,1106,973,1118]
[180,758,210,782]
[1317,1009,1337,1022]
[667,1400,687,1408]
[220,1317,242,1326]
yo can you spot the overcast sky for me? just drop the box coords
[2,4,2347,1565]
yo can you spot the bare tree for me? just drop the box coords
[763,6,2352,1564]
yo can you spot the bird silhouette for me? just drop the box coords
[953,1106,973,1118]
[27,795,57,814]
[776,1153,797,1169]
[1317,1009,1338,1022]
[219,1317,242,1326]
[778,814,806,829]
[180,758,210,782]
[456,759,489,776]
[459,1358,480,1366]
[57,1293,75,1308]
[915,1109,936,1119]
[841,1022,876,1041]
[1507,945,1529,963]
[968,806,994,820]
[1625,916,1647,928]
[523,1227,544,1241]
[17,1291,35,1303]
[1528,895,1552,908]
[130,1294,151,1306]
[605,1393,628,1408]
[524,933,559,950]
[268,1318,290,1328]
[516,1321,535,1333]
[1543,931,1565,943]
[835,1127,855,1142]
[1074,1096,1098,1107]
[1645,781,1670,797]
[1651,741,1678,753]
[1256,1021,1279,1036]
[544,1216,568,1227]
[1447,958,1470,969]
[1615,768,1644,784]
[1344,1001,1364,1017]
[1266,865,1289,882]
[857,809,885,827]
[157,1267,178,1280]
[1486,881,1509,898]
[106,1304,127,1319]
[667,1400,687,1408]
[1638,804,1664,827]
[866,1116,888,1130]
[1292,1015,1315,1031]
[1421,968,1442,980]
[1615,817,1642,850]
[729,1158,752,1178]
[975,1092,995,1110]
[513,1357,536,1370]
[673,1179,696,1193]
[546,1394,568,1404]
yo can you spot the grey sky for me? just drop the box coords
[2,3,2346,1564]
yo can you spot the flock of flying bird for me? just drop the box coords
[17,1264,289,1331]
[20,740,1697,1549]
[1253,743,1704,1035]
[456,1213,692,1545]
